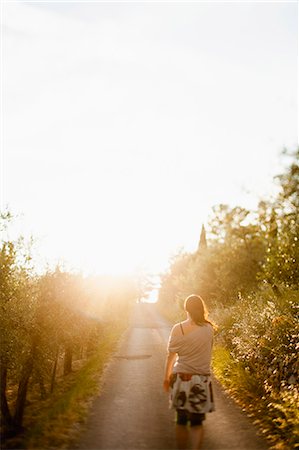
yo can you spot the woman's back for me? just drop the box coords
[168,322,213,375]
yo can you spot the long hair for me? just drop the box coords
[184,294,214,327]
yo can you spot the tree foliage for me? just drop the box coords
[0,216,138,436]
[159,150,299,306]
[261,149,299,289]
[158,149,299,446]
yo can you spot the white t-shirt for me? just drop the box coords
[167,323,213,375]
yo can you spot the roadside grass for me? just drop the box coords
[212,345,299,450]
[212,346,262,400]
[3,324,126,450]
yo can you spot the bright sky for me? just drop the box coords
[1,1,298,275]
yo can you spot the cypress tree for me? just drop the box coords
[198,224,207,251]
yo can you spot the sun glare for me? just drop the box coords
[31,214,174,277]
[3,1,297,280]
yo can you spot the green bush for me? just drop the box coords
[213,288,299,449]
[215,289,298,392]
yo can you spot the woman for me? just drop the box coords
[163,294,215,450]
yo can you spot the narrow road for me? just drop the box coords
[76,303,269,450]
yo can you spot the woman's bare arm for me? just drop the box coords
[163,351,177,392]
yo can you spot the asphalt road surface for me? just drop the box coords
[76,303,269,450]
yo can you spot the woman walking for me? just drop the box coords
[163,294,215,450]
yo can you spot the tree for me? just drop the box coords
[134,266,154,303]
[198,224,207,252]
[206,205,266,302]
[0,213,37,431]
[261,149,299,289]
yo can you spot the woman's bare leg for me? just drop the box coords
[175,424,189,449]
[189,425,204,450]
